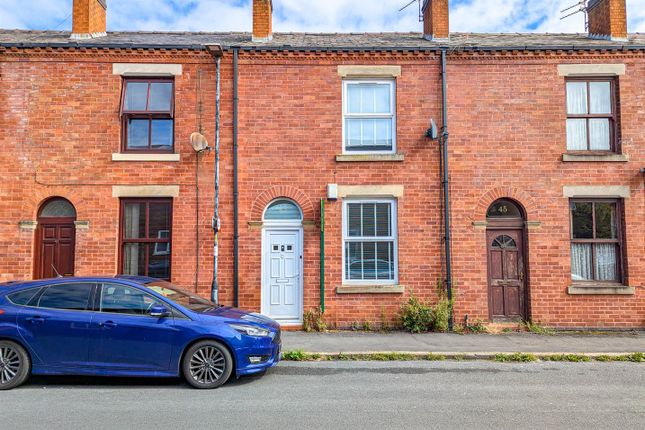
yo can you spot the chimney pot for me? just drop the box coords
[587,0,628,41]
[422,0,450,41]
[71,0,107,39]
[253,0,273,42]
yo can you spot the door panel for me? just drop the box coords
[263,230,302,322]
[487,230,525,320]
[17,283,95,368]
[88,284,175,371]
[37,222,76,279]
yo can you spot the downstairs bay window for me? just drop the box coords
[570,199,624,283]
[343,199,398,284]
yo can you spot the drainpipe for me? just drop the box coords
[320,199,325,313]
[233,48,240,308]
[211,56,222,303]
[206,45,223,304]
[440,49,453,331]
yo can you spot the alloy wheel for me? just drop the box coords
[189,346,226,385]
[0,346,21,385]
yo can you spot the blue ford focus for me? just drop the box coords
[0,276,281,390]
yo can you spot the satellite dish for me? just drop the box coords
[190,132,210,152]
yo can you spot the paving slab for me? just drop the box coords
[282,331,645,354]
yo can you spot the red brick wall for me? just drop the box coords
[1,46,642,329]
[233,51,444,327]
[447,52,644,328]
[0,48,222,298]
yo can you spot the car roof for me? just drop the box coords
[0,276,153,292]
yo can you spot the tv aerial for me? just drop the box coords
[560,1,589,30]
[399,0,423,22]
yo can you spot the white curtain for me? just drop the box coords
[589,82,611,114]
[595,244,618,281]
[566,82,587,114]
[571,243,592,281]
[589,118,610,150]
[124,204,141,275]
[567,119,587,150]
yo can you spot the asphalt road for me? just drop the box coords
[2,361,644,430]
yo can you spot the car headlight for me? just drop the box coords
[228,323,271,337]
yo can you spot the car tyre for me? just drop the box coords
[0,340,30,390]
[182,340,233,389]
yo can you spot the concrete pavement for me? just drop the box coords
[282,331,645,354]
[3,361,644,429]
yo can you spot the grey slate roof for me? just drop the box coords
[1,30,645,51]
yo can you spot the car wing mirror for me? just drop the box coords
[150,305,170,318]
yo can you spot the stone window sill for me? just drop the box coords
[336,285,405,294]
[562,153,629,163]
[112,153,181,162]
[568,284,635,295]
[336,153,404,163]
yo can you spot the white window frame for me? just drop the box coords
[342,198,398,285]
[342,79,396,155]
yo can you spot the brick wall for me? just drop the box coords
[447,51,644,328]
[1,45,642,329]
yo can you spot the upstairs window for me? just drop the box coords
[343,80,396,153]
[121,79,174,153]
[565,78,617,152]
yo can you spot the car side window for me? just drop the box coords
[37,283,94,311]
[7,288,42,306]
[100,284,163,316]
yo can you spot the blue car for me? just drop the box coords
[0,276,281,390]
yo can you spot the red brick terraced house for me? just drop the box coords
[0,0,643,329]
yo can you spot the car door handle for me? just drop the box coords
[99,321,118,329]
[26,316,46,324]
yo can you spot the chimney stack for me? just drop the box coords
[253,0,273,42]
[422,0,450,41]
[71,0,107,39]
[587,0,628,41]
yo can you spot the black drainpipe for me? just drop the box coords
[440,49,453,331]
[233,48,240,308]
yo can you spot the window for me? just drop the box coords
[565,78,617,152]
[37,283,93,311]
[343,80,395,153]
[100,284,163,316]
[120,199,172,280]
[7,288,42,306]
[121,79,174,152]
[570,200,623,283]
[343,199,397,284]
[264,199,303,221]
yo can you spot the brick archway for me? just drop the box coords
[250,185,316,223]
[473,187,538,221]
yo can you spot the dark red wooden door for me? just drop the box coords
[487,230,525,320]
[37,222,76,279]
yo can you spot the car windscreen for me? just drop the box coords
[144,281,219,312]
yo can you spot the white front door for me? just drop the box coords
[262,229,303,324]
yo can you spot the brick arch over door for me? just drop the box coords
[250,185,316,223]
[28,187,86,220]
[473,187,539,222]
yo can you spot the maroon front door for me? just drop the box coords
[36,220,76,279]
[487,230,525,321]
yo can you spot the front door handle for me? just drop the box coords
[26,316,46,324]
[99,321,118,329]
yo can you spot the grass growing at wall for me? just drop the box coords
[400,283,454,333]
